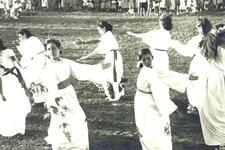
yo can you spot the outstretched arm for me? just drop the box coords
[126,31,145,38]
[76,38,100,45]
[171,39,196,57]
[78,49,98,61]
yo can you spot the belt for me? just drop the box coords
[137,88,152,94]
[57,75,74,90]
[111,49,118,82]
[154,48,167,52]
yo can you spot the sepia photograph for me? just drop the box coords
[0,0,225,149]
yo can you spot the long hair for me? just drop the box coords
[197,17,212,36]
[199,33,220,62]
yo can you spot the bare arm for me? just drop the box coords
[76,38,100,45]
[78,49,98,61]
[126,31,145,38]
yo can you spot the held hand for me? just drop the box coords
[77,56,87,61]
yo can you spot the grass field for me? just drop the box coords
[0,11,225,150]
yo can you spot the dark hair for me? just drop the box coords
[46,39,61,48]
[215,23,224,30]
[159,14,173,31]
[197,17,212,36]
[97,21,113,32]
[137,48,153,68]
[45,39,62,53]
[17,29,33,38]
[0,38,6,50]
[199,33,220,62]
[215,23,225,46]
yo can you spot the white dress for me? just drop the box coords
[141,28,177,110]
[173,34,205,108]
[94,31,124,101]
[135,66,176,150]
[162,35,225,145]
[197,47,225,145]
[42,58,101,150]
[142,29,172,70]
[17,36,46,88]
[0,49,31,136]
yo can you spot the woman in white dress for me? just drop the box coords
[17,29,46,85]
[161,18,225,149]
[135,48,177,150]
[196,32,225,150]
[0,38,31,137]
[170,18,212,113]
[16,29,47,103]
[127,14,173,71]
[43,39,103,150]
[127,14,177,112]
[77,21,124,101]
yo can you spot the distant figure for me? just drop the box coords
[10,0,23,19]
[138,0,147,16]
[127,3,135,15]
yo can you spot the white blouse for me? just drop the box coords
[137,66,177,116]
[95,31,119,55]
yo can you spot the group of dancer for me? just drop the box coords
[128,15,225,150]
[0,13,225,150]
[0,20,124,150]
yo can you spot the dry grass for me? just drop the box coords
[1,11,225,150]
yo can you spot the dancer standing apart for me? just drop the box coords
[77,21,124,101]
[135,48,176,150]
[43,39,103,150]
[0,38,31,137]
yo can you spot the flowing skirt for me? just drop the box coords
[0,73,31,136]
[199,68,225,145]
[45,86,89,150]
[134,90,172,150]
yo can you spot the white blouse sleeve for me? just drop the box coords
[42,64,59,108]
[147,70,177,116]
[69,60,104,84]
[174,35,200,57]
[6,49,15,57]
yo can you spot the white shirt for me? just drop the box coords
[137,66,177,116]
[95,31,118,55]
[17,36,45,68]
[142,29,172,50]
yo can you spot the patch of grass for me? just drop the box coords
[1,11,225,149]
